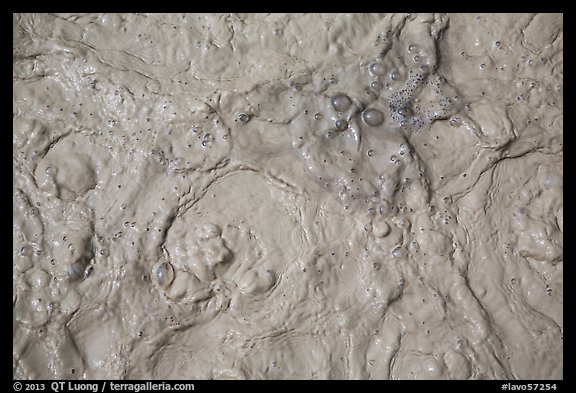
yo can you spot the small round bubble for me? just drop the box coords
[398,107,412,117]
[331,94,352,112]
[20,245,31,256]
[314,113,323,120]
[154,262,175,288]
[362,108,385,126]
[370,81,383,91]
[369,62,386,76]
[335,119,348,131]
[392,246,406,258]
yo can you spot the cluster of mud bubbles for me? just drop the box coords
[286,25,460,223]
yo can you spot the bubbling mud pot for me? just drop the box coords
[13,13,562,380]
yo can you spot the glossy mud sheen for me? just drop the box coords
[13,13,562,380]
